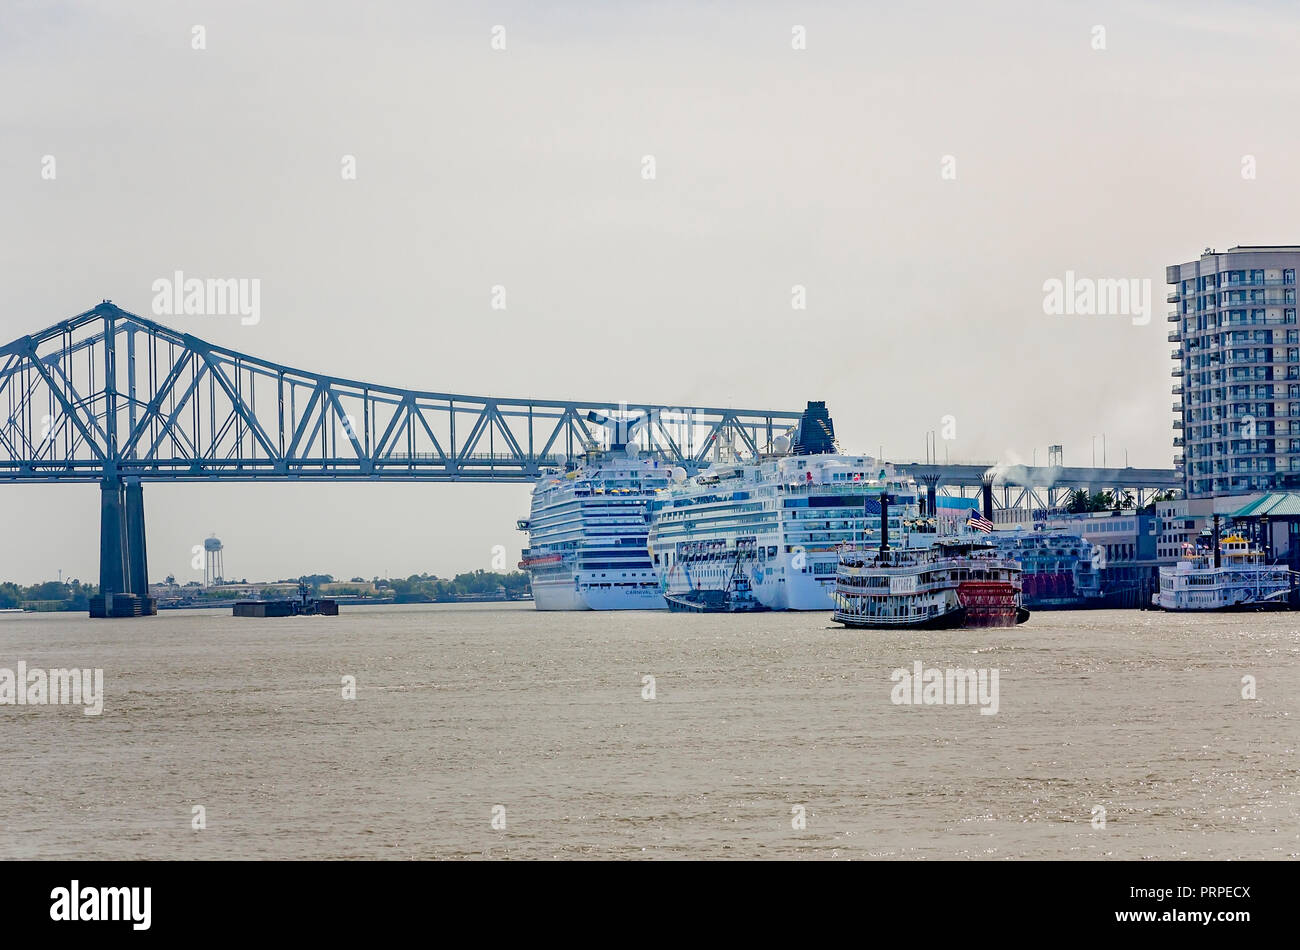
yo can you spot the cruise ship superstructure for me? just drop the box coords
[647,403,934,611]
[518,416,670,610]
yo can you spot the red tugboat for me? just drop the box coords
[831,491,1029,630]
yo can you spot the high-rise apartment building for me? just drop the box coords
[1167,246,1300,498]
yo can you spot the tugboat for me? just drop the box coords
[831,491,1028,630]
[664,538,771,613]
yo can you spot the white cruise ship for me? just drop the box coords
[518,425,670,610]
[1157,534,1293,611]
[647,402,935,611]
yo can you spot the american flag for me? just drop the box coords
[966,509,994,533]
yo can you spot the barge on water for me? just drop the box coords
[233,582,338,618]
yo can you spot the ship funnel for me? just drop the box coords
[792,401,836,455]
[586,410,647,450]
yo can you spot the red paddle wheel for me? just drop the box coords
[957,580,1021,628]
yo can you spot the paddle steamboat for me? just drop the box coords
[832,494,1029,630]
[1156,534,1293,612]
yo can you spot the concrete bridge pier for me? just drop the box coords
[90,477,157,618]
[126,481,150,598]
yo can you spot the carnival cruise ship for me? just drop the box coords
[518,435,670,611]
[647,403,936,611]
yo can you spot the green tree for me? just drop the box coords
[0,582,21,609]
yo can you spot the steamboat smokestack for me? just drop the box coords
[920,473,940,525]
[879,490,890,554]
[981,473,994,523]
[1213,514,1221,569]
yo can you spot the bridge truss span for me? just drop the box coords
[0,303,804,484]
[0,302,803,616]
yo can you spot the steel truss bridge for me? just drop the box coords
[1,302,1178,616]
[897,463,1179,512]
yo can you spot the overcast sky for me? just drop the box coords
[3,0,1298,584]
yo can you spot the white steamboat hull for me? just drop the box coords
[1156,590,1290,612]
[1157,565,1292,612]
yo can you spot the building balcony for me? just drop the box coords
[1172,366,1183,377]
[1167,291,1179,304]
[1171,348,1184,360]
[1172,383,1183,394]
[1174,419,1185,429]
[1167,331,1179,342]
[1223,278,1297,289]
[1173,436,1184,446]
[1167,312,1180,323]
[1173,402,1184,412]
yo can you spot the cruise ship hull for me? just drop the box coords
[530,577,589,611]
[658,556,840,611]
[530,573,668,611]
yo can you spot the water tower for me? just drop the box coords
[204,535,224,587]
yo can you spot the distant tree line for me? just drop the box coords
[381,570,530,603]
[0,580,97,611]
[289,570,531,602]
[2,569,532,611]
